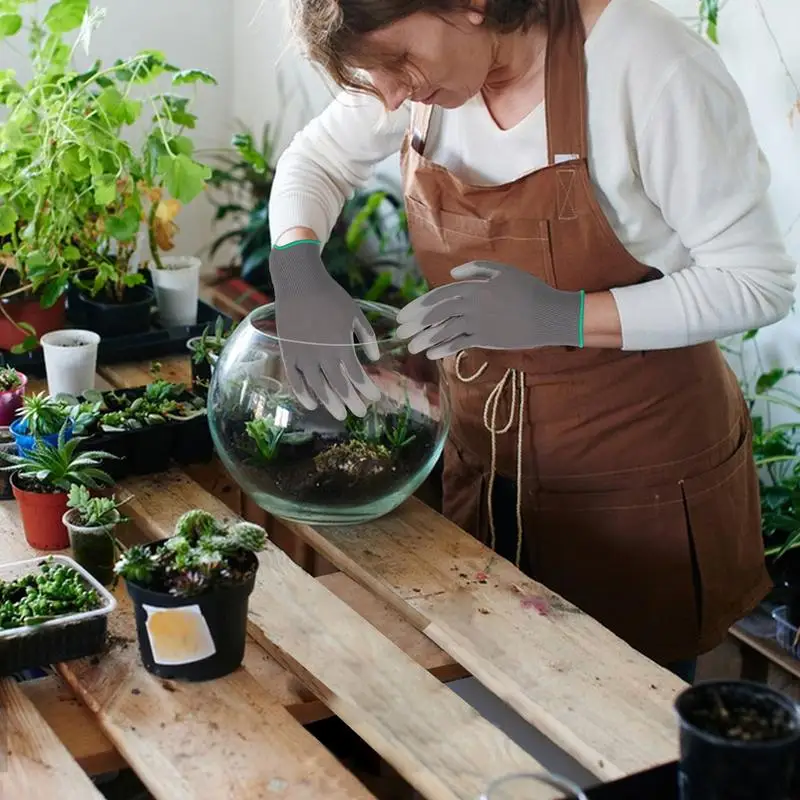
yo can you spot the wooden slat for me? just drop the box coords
[0,678,104,799]
[21,674,126,775]
[282,497,683,780]
[99,355,189,388]
[0,505,373,800]
[124,472,569,800]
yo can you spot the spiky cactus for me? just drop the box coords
[226,522,267,553]
[174,509,223,541]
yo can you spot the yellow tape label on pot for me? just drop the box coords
[142,603,216,665]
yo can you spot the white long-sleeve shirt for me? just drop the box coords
[269,0,796,351]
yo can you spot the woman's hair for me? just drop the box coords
[289,0,562,95]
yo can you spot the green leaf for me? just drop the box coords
[40,273,70,308]
[172,69,217,86]
[106,206,140,241]
[756,368,786,395]
[0,204,17,235]
[62,245,80,262]
[60,146,91,180]
[96,86,142,126]
[10,334,38,355]
[93,180,116,206]
[169,135,194,156]
[0,12,21,36]
[158,153,211,204]
[44,0,89,33]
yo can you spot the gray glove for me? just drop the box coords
[269,240,381,420]
[396,261,585,359]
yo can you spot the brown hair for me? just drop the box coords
[289,0,566,96]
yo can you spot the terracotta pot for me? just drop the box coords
[0,295,67,351]
[11,474,69,550]
[0,370,26,426]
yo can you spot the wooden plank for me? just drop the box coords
[0,505,373,800]
[278,497,683,780]
[731,619,800,682]
[0,678,104,799]
[99,355,189,388]
[124,471,567,800]
[21,675,126,776]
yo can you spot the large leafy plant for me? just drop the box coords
[722,330,800,565]
[0,0,215,348]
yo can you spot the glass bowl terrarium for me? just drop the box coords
[207,300,450,525]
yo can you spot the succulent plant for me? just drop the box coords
[115,511,267,597]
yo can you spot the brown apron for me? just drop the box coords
[398,4,770,665]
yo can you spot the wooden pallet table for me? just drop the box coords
[1,355,685,799]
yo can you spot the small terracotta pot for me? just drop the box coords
[0,296,66,351]
[0,371,26,426]
[11,474,69,550]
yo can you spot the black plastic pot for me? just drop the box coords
[78,284,154,338]
[173,413,213,466]
[675,680,800,800]
[124,547,258,681]
[775,550,800,627]
[126,423,174,475]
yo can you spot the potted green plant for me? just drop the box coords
[9,392,73,455]
[114,510,267,681]
[186,316,234,393]
[63,485,129,586]
[0,0,215,348]
[0,424,116,550]
[0,365,26,427]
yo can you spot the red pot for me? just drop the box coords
[11,475,69,550]
[0,371,26,426]
[0,295,67,351]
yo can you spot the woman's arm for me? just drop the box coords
[269,91,410,246]
[604,45,796,351]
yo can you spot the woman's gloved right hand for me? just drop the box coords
[268,240,382,421]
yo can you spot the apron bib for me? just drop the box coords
[398,0,769,664]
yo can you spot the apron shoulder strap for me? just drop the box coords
[545,0,589,164]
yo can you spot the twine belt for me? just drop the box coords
[454,351,526,568]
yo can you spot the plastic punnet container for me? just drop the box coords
[0,554,117,676]
[771,605,800,660]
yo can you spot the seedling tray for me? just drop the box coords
[0,555,117,676]
[0,299,232,378]
[75,386,213,479]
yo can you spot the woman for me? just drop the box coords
[267,0,796,681]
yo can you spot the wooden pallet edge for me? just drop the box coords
[0,678,105,799]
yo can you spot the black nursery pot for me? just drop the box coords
[125,548,258,682]
[79,284,154,338]
[675,680,800,800]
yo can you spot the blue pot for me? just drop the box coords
[10,418,73,456]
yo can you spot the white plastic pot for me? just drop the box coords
[151,256,201,327]
[40,329,100,397]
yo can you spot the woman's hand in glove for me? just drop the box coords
[269,240,382,420]
[395,261,585,359]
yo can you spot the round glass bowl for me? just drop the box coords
[207,300,450,525]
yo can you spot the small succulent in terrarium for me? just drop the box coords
[114,510,267,597]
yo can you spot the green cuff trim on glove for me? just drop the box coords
[273,239,321,250]
[577,290,586,348]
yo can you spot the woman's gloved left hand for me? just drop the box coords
[396,261,585,359]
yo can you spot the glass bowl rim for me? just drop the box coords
[240,299,403,349]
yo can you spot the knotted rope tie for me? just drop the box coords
[454,351,526,568]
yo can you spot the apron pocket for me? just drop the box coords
[533,481,699,664]
[679,424,766,643]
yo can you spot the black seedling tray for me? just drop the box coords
[73,386,214,480]
[0,299,232,378]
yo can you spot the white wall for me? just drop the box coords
[1,0,235,273]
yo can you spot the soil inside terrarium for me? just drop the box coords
[230,413,436,507]
[683,688,797,743]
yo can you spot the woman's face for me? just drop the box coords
[358,9,495,111]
